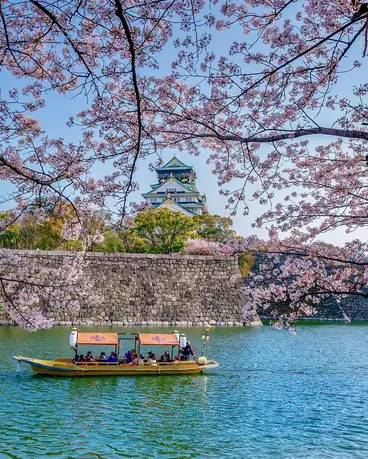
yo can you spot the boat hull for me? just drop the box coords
[13,356,219,377]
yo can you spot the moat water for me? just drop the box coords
[1,324,368,458]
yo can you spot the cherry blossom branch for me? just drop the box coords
[160,126,368,143]
[114,0,143,216]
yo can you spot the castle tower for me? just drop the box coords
[142,155,208,216]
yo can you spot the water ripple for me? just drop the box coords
[1,324,368,458]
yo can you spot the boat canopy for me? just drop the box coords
[77,333,119,345]
[138,334,179,346]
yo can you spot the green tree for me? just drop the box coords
[0,211,21,248]
[36,216,64,250]
[93,232,125,253]
[19,202,76,250]
[193,214,235,243]
[134,208,198,254]
[118,229,149,253]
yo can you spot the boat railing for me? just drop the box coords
[72,360,194,367]
[74,361,119,366]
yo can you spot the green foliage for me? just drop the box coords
[193,214,235,243]
[1,203,241,255]
[93,232,125,253]
[60,239,84,251]
[18,213,64,250]
[14,202,77,250]
[36,219,64,250]
[238,252,255,278]
[0,212,21,249]
[118,229,150,253]
[134,208,198,254]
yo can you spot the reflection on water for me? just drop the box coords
[1,324,368,458]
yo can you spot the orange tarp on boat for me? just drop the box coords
[138,334,180,346]
[77,333,119,345]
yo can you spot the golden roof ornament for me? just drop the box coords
[170,172,173,178]
[167,192,171,199]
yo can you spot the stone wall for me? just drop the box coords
[0,250,262,327]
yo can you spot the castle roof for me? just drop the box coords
[155,155,192,171]
[143,175,199,196]
[159,198,194,216]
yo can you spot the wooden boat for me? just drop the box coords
[13,327,219,377]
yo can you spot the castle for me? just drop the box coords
[142,155,208,216]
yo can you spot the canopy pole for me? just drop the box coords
[201,325,211,357]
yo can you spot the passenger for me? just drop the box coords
[147,353,156,363]
[99,352,108,361]
[131,354,144,365]
[160,351,170,362]
[86,351,95,362]
[78,354,86,362]
[182,343,194,361]
[125,350,132,364]
[107,352,118,362]
[173,355,179,362]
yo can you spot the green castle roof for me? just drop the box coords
[152,198,206,215]
[155,155,192,171]
[143,176,199,196]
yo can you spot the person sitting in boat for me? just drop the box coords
[147,352,156,363]
[182,342,194,361]
[132,354,145,365]
[77,354,86,362]
[160,351,170,362]
[107,352,118,363]
[125,350,132,363]
[86,351,95,362]
[98,352,108,361]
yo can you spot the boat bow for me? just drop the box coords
[13,355,84,373]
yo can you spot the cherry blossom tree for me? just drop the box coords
[0,249,100,331]
[1,0,368,329]
[160,0,368,323]
[185,235,368,326]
